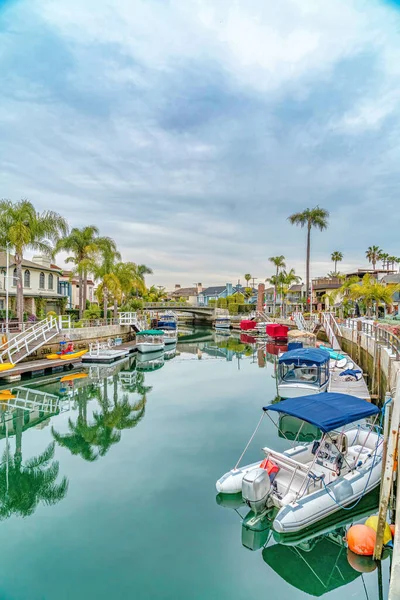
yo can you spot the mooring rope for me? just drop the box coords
[234,411,266,470]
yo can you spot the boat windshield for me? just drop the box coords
[280,364,320,385]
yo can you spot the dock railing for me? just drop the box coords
[342,318,400,360]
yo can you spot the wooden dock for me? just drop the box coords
[0,356,85,382]
[329,355,370,401]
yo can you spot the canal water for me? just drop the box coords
[0,329,389,599]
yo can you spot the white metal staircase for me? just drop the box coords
[292,311,318,333]
[322,312,341,351]
[118,312,147,332]
[0,316,71,366]
[1,386,68,413]
[255,311,272,323]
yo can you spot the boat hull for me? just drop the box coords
[277,380,329,399]
[216,462,261,494]
[136,342,165,353]
[164,337,177,345]
[273,455,382,534]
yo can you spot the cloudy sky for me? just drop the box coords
[1,0,400,288]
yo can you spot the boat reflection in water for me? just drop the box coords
[136,349,165,372]
[217,488,383,597]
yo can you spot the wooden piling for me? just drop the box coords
[389,421,400,599]
[374,389,400,560]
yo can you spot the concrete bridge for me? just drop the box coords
[144,302,217,319]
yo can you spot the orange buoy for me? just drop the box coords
[347,549,377,573]
[347,524,376,556]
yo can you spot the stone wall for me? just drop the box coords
[22,324,133,363]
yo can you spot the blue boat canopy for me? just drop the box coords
[263,392,380,432]
[278,348,330,366]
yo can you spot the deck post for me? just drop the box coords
[374,387,400,560]
[389,416,400,599]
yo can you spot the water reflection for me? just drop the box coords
[0,408,68,519]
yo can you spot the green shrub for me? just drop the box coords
[229,304,239,315]
[208,299,216,307]
[83,304,102,320]
[217,298,227,308]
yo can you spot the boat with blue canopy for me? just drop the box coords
[157,313,177,330]
[277,348,331,398]
[216,392,382,533]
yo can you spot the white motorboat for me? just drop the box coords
[162,330,178,345]
[214,317,231,330]
[216,392,382,534]
[136,330,165,353]
[277,348,330,398]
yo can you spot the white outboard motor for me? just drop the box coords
[242,468,271,515]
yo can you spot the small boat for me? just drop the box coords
[0,363,15,371]
[216,392,382,534]
[136,330,165,353]
[214,317,231,330]
[318,344,348,368]
[60,373,89,383]
[0,389,13,396]
[157,313,177,330]
[161,330,178,345]
[277,348,330,398]
[0,394,16,401]
[47,349,88,360]
[136,349,165,371]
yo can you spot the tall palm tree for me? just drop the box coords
[279,268,301,317]
[349,274,398,316]
[380,252,389,270]
[113,262,147,317]
[365,246,382,270]
[56,225,100,318]
[268,256,286,315]
[0,199,68,323]
[388,256,397,271]
[244,273,252,288]
[137,264,153,285]
[288,207,329,307]
[92,238,121,318]
[331,251,343,274]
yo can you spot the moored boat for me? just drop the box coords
[157,313,177,330]
[136,330,165,353]
[216,392,382,534]
[214,317,231,330]
[162,330,178,345]
[277,348,330,398]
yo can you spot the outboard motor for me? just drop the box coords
[242,468,271,515]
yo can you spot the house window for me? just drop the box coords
[13,268,17,286]
[24,270,31,287]
[39,272,45,289]
[48,273,54,290]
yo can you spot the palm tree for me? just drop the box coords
[349,274,400,316]
[279,268,301,317]
[380,252,389,270]
[56,225,101,318]
[92,238,121,318]
[0,199,68,323]
[137,264,153,285]
[113,262,147,317]
[365,246,382,270]
[288,207,329,307]
[268,256,286,315]
[388,256,397,271]
[244,273,252,288]
[331,251,343,274]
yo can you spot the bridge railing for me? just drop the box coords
[144,302,213,310]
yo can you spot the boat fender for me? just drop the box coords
[347,524,376,556]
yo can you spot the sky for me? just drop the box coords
[1,0,400,289]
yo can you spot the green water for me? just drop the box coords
[0,331,389,599]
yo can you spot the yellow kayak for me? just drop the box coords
[0,394,15,401]
[0,363,15,371]
[47,350,88,360]
[59,350,88,360]
[60,372,88,382]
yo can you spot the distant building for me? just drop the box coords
[197,283,254,306]
[0,253,63,316]
[58,270,95,310]
[311,277,343,310]
[168,283,203,305]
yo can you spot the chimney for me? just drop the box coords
[33,255,51,268]
[175,284,181,290]
[197,283,203,293]
[257,283,265,313]
[226,283,233,296]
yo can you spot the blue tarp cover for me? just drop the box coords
[339,369,362,377]
[264,392,379,432]
[278,348,330,366]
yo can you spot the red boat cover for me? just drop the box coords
[240,320,256,331]
[266,324,289,338]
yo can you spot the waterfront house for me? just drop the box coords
[0,253,63,316]
[197,283,254,306]
[168,284,202,305]
[58,270,95,310]
[311,277,343,310]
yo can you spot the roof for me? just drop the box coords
[136,329,164,336]
[278,348,330,366]
[0,252,62,273]
[264,392,380,432]
[200,286,226,296]
[288,284,303,292]
[381,274,400,284]
[169,287,198,297]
